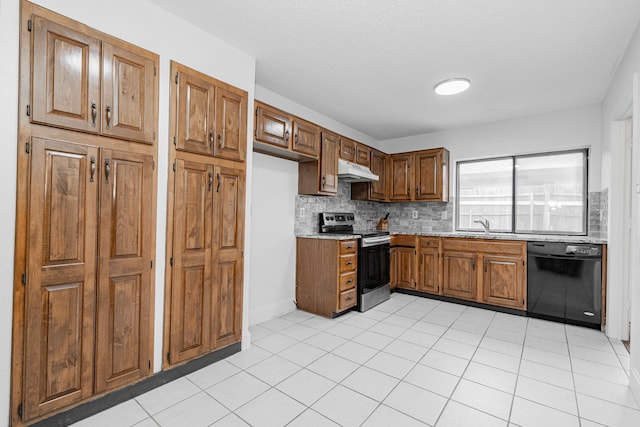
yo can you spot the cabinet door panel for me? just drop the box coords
[369,150,387,201]
[177,71,215,155]
[415,151,438,200]
[482,255,525,309]
[255,104,290,148]
[102,43,157,143]
[418,247,439,294]
[31,15,101,133]
[443,251,477,300]
[339,138,356,161]
[96,150,153,391]
[24,138,98,420]
[212,167,245,348]
[390,154,413,201]
[396,247,415,289]
[320,132,339,193]
[292,119,320,157]
[214,87,247,161]
[170,160,213,363]
[355,144,370,166]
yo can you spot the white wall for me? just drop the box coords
[249,153,298,325]
[600,21,640,402]
[0,0,256,423]
[380,104,602,192]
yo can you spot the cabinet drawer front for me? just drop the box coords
[392,235,415,247]
[339,254,357,273]
[339,288,357,310]
[420,237,440,248]
[339,240,357,254]
[339,272,357,291]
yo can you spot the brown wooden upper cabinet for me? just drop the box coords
[340,138,356,162]
[175,63,247,161]
[30,15,158,144]
[389,148,449,202]
[298,130,339,195]
[351,148,388,202]
[355,144,370,166]
[254,101,319,158]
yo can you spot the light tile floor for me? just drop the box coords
[72,294,640,427]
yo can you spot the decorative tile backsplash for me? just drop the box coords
[295,181,609,240]
[294,181,453,235]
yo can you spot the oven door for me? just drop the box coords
[358,242,390,293]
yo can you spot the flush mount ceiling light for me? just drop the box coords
[434,77,471,96]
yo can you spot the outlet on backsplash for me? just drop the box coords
[299,207,305,218]
[411,210,418,219]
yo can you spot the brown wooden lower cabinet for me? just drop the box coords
[393,236,527,311]
[296,238,357,317]
[442,251,478,301]
[167,159,245,365]
[22,137,155,420]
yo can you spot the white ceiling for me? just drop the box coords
[149,0,640,141]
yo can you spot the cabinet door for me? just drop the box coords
[170,159,214,363]
[389,247,398,290]
[482,255,525,309]
[390,153,413,201]
[292,118,320,157]
[212,166,245,348]
[23,138,98,420]
[369,150,387,201]
[31,15,101,133]
[340,138,356,161]
[255,103,290,148]
[355,144,370,166]
[443,251,477,300]
[418,247,440,294]
[214,87,247,161]
[396,247,416,289]
[415,149,448,201]
[102,43,157,144]
[176,70,215,155]
[95,149,153,392]
[320,132,339,193]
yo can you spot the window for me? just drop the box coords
[456,149,587,235]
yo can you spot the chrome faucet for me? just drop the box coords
[474,218,491,233]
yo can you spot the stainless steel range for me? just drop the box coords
[319,212,390,311]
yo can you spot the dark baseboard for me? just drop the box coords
[393,288,527,317]
[31,343,242,427]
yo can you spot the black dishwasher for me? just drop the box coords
[527,242,602,328]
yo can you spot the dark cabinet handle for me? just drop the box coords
[347,279,353,283]
[484,259,488,272]
[416,187,418,197]
[346,246,353,249]
[472,259,476,270]
[285,130,290,141]
[407,188,410,197]
[322,176,326,186]
[217,133,222,149]
[105,104,112,129]
[346,261,353,265]
[91,101,97,127]
[346,296,354,301]
[209,130,214,148]
[208,172,213,192]
[216,173,220,193]
[89,156,95,182]
[105,158,111,184]
[295,133,299,144]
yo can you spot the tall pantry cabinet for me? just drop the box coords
[163,61,247,366]
[12,2,159,425]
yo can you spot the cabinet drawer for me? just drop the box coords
[339,254,357,273]
[339,272,357,291]
[420,237,440,248]
[391,235,415,247]
[339,240,357,254]
[339,288,357,311]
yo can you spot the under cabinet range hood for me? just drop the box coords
[337,158,379,182]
